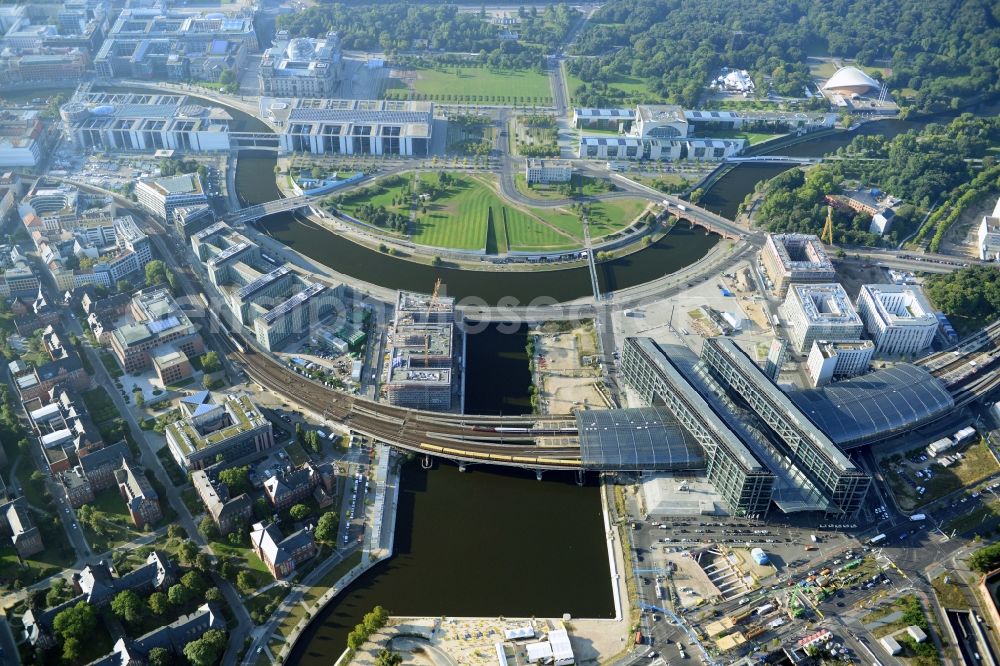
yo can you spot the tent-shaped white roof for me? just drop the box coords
[823,66,880,92]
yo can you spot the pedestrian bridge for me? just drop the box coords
[224,195,315,224]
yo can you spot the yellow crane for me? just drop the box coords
[423,278,442,362]
[821,204,835,245]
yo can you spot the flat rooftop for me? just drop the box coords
[766,233,835,273]
[789,283,861,325]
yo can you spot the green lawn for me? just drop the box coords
[566,71,666,105]
[404,66,552,104]
[504,208,576,251]
[156,446,188,487]
[285,441,310,466]
[211,539,273,589]
[91,488,134,524]
[702,129,785,145]
[99,351,123,378]
[587,199,649,238]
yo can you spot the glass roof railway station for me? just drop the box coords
[574,335,958,518]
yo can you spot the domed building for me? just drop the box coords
[822,66,880,96]
[258,30,343,97]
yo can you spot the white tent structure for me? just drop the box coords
[823,66,880,95]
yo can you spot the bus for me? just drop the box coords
[606,161,629,172]
[868,533,887,545]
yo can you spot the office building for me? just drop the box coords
[0,46,89,87]
[856,284,937,356]
[91,603,224,666]
[700,337,870,517]
[263,462,333,511]
[806,340,875,386]
[192,469,251,536]
[26,383,104,474]
[977,197,1000,261]
[384,290,455,411]
[250,521,316,579]
[259,30,342,97]
[763,339,787,381]
[61,92,233,153]
[263,97,434,156]
[760,233,836,297]
[0,108,51,167]
[0,254,38,298]
[164,393,274,469]
[577,135,744,162]
[95,35,248,81]
[173,203,215,239]
[572,107,634,131]
[781,283,863,353]
[136,172,208,222]
[78,440,130,491]
[110,287,204,377]
[14,354,89,403]
[525,159,572,184]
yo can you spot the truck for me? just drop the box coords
[316,430,328,440]
[810,534,818,543]
[868,533,887,545]
[676,204,688,212]
[634,631,643,646]
[754,604,775,616]
[909,513,927,522]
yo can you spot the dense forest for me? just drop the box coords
[276,3,578,63]
[753,114,1000,246]
[569,0,1000,114]
[926,266,1000,332]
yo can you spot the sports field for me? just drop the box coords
[408,67,553,104]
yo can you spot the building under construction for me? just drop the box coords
[383,288,455,411]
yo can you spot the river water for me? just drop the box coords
[27,84,960,662]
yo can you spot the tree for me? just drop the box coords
[200,351,222,374]
[111,589,146,626]
[219,69,236,86]
[290,503,312,521]
[116,279,132,294]
[218,465,251,495]
[145,260,170,287]
[52,601,97,642]
[149,591,170,615]
[205,587,224,603]
[363,606,390,634]
[376,649,404,666]
[167,524,185,539]
[195,552,213,572]
[183,629,228,666]
[181,570,209,595]
[314,511,339,545]
[199,515,219,540]
[133,390,145,408]
[148,647,172,666]
[168,583,194,607]
[63,636,83,662]
[178,539,199,565]
[236,570,256,594]
[46,579,67,607]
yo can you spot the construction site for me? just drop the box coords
[383,283,460,411]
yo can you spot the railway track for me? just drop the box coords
[235,349,584,469]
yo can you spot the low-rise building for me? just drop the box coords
[263,462,333,511]
[977,197,1000,261]
[826,187,902,236]
[78,440,131,491]
[115,458,161,528]
[91,603,225,666]
[192,469,252,535]
[781,283,863,353]
[856,284,937,357]
[14,353,89,402]
[173,204,216,240]
[164,393,274,470]
[0,497,43,558]
[525,159,572,184]
[26,383,104,474]
[59,467,94,507]
[805,340,875,386]
[250,521,316,579]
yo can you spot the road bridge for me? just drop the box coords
[725,156,820,165]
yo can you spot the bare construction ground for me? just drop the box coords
[533,321,609,414]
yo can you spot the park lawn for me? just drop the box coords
[566,71,665,104]
[100,350,123,378]
[412,176,491,250]
[246,586,287,619]
[514,174,568,201]
[340,175,413,218]
[276,601,308,639]
[945,497,1000,535]
[808,60,839,78]
[504,208,577,251]
[533,207,585,239]
[304,551,364,605]
[587,198,648,237]
[411,66,552,103]
[91,487,137,525]
[931,573,968,609]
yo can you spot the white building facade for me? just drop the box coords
[525,159,572,184]
[977,197,1000,261]
[781,283,864,353]
[856,284,937,356]
[806,340,875,386]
